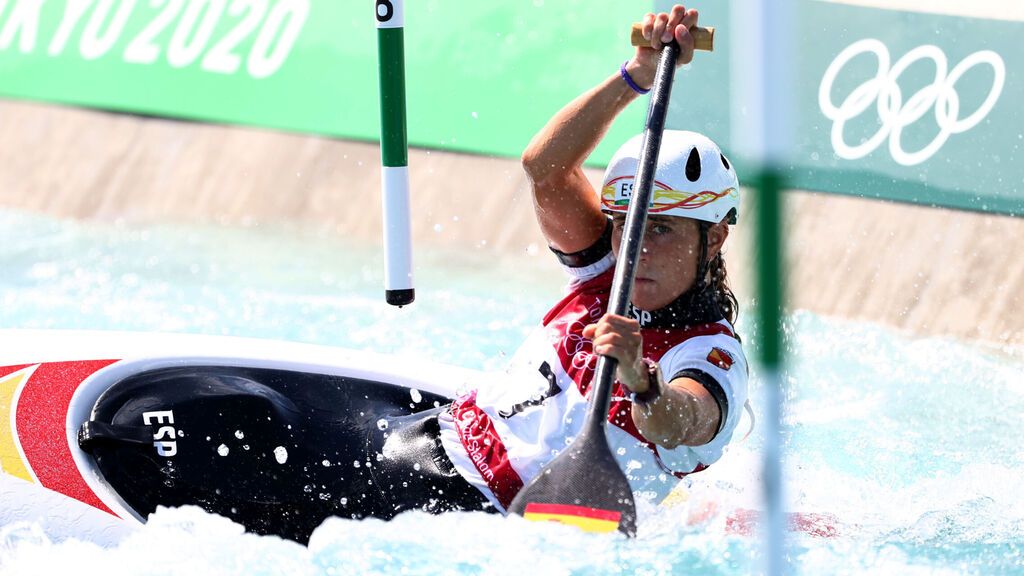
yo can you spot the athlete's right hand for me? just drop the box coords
[624,5,699,89]
[582,314,648,394]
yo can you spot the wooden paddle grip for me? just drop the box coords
[630,23,714,52]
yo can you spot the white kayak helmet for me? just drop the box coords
[601,130,739,224]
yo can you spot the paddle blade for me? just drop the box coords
[507,426,637,536]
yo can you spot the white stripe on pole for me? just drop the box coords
[759,368,786,576]
[375,0,404,29]
[382,166,413,291]
[730,0,795,165]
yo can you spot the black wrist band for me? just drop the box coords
[632,359,662,405]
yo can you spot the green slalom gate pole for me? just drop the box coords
[756,167,786,576]
[732,0,793,573]
[375,0,414,307]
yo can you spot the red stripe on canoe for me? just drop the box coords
[0,364,34,379]
[16,360,120,515]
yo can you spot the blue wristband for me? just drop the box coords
[620,61,650,95]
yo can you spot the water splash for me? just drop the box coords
[1,209,1022,574]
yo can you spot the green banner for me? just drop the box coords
[0,1,1020,215]
[657,0,1022,216]
[0,0,645,168]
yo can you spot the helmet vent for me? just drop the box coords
[685,148,701,181]
[720,153,731,170]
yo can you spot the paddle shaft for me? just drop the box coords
[507,38,694,537]
[584,42,682,434]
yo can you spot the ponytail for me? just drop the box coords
[708,252,739,333]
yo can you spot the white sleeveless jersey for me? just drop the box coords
[438,260,748,512]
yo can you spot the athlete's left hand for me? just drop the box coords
[582,314,651,393]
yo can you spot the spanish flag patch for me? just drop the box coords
[707,347,734,371]
[522,503,622,533]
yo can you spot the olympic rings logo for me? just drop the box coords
[571,350,598,372]
[559,321,587,355]
[819,39,1005,166]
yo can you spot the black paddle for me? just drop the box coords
[507,40,684,537]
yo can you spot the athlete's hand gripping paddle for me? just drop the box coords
[631,22,714,51]
[507,32,699,537]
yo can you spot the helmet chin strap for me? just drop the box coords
[626,222,721,329]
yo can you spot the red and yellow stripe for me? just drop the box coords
[522,503,622,533]
[0,360,119,515]
[1,364,36,481]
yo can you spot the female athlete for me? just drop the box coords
[81,5,747,543]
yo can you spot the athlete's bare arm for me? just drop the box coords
[632,376,721,448]
[582,313,721,447]
[521,5,699,254]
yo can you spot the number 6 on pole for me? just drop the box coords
[376,0,414,306]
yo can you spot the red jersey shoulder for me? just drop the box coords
[542,268,615,325]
